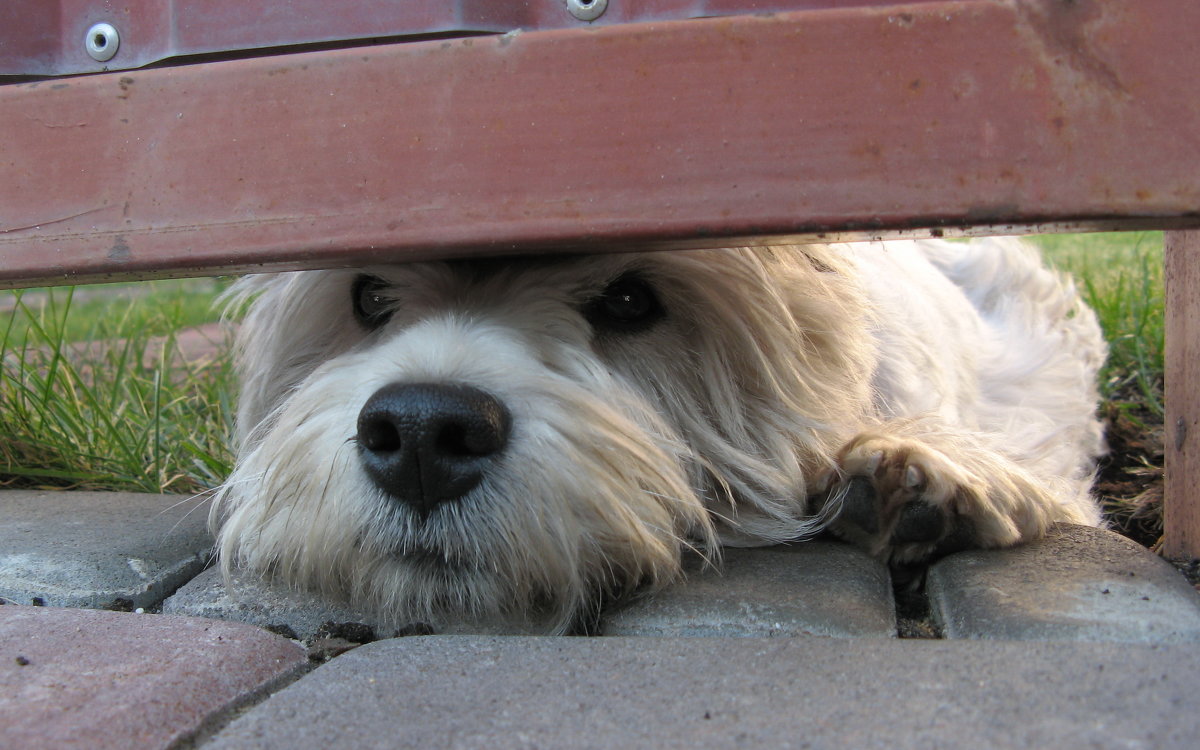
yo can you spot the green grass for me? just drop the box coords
[0,234,1168,504]
[1,279,234,494]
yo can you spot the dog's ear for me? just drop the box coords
[224,271,361,450]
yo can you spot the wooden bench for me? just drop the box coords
[3,0,1198,556]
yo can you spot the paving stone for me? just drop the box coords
[206,634,1200,749]
[928,523,1200,642]
[0,604,306,749]
[163,567,543,639]
[167,543,893,639]
[605,542,895,637]
[0,491,212,610]
[163,567,385,640]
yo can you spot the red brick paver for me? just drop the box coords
[0,605,305,749]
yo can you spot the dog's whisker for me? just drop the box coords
[158,491,220,539]
[157,492,209,517]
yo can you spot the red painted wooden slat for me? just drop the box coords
[2,0,1198,289]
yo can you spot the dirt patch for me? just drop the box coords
[1171,559,1200,588]
[1095,397,1165,551]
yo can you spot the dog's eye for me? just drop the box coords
[352,275,394,329]
[584,274,664,333]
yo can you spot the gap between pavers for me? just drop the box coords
[928,523,1200,643]
[164,542,898,639]
[0,605,307,750]
[203,635,1200,750]
[0,491,213,610]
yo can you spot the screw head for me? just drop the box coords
[85,23,120,63]
[566,0,608,22]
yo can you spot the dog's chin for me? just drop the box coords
[357,500,490,570]
[349,543,606,634]
[384,543,474,573]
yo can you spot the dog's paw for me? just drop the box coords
[822,434,981,564]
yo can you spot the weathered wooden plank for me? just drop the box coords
[2,0,1199,289]
[1164,230,1200,561]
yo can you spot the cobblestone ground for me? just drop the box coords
[3,490,1200,748]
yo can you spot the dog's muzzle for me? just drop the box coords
[356,382,512,513]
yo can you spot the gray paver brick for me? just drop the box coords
[928,523,1200,642]
[163,567,544,638]
[605,542,895,637]
[163,567,385,639]
[0,491,212,610]
[206,635,1200,750]
[166,543,894,638]
[0,604,306,749]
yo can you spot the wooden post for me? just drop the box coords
[1164,230,1200,560]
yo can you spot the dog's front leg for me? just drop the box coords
[819,422,1087,565]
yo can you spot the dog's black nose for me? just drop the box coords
[356,383,512,513]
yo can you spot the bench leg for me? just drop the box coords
[1164,230,1200,560]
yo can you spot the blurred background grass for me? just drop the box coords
[1035,231,1163,417]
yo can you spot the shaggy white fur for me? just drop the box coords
[211,238,1105,632]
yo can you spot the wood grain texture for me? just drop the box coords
[1164,230,1200,560]
[2,0,1199,288]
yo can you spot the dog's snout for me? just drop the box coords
[357,383,512,512]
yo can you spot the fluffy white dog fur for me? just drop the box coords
[211,238,1105,632]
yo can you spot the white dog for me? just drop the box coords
[211,238,1105,632]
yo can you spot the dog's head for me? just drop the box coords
[212,246,873,631]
